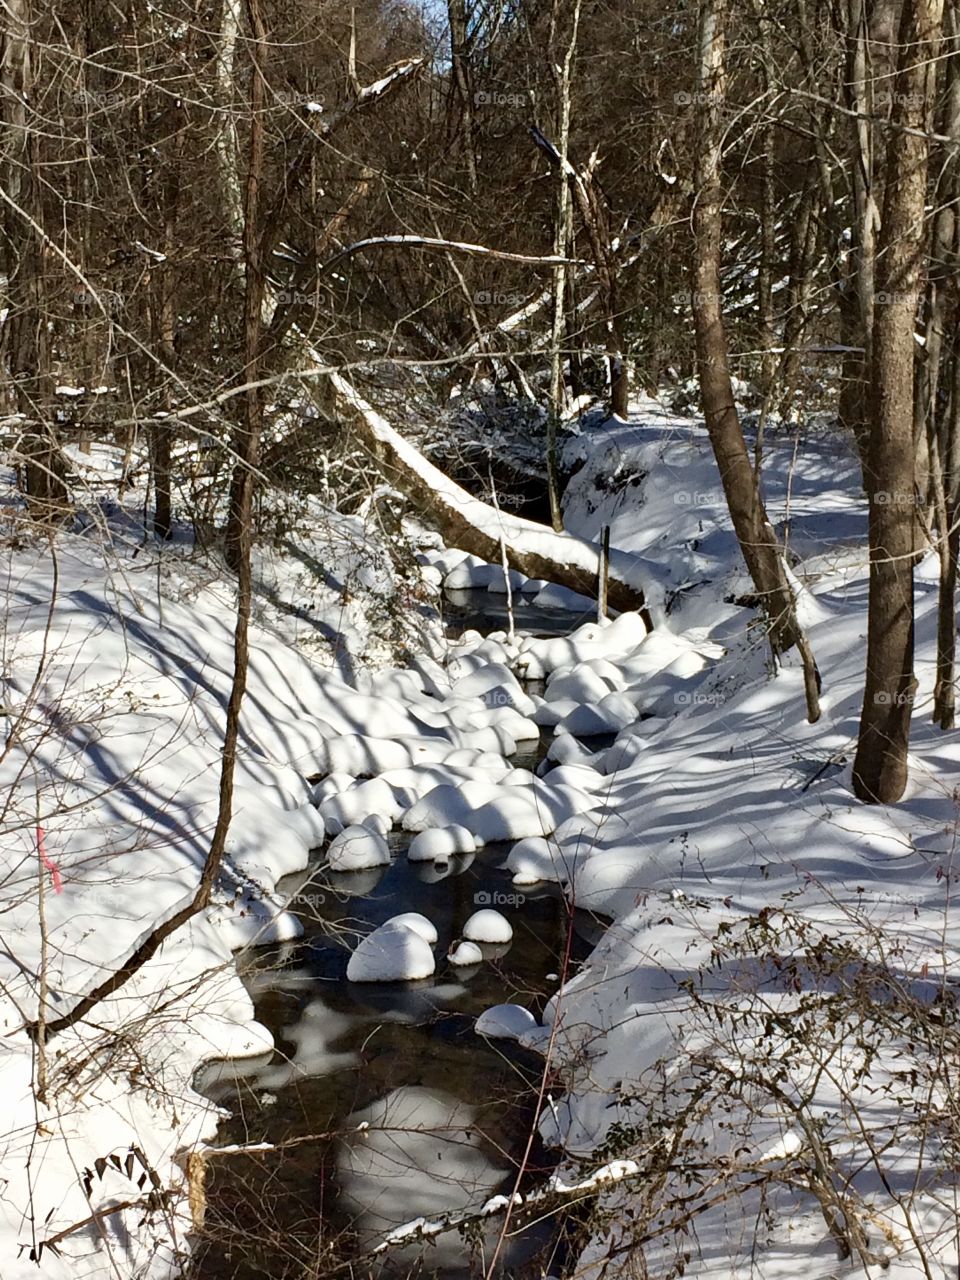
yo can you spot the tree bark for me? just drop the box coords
[546,0,582,532]
[2,0,69,520]
[852,0,944,802]
[225,0,267,573]
[447,0,478,194]
[692,0,821,722]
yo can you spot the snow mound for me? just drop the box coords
[556,696,636,737]
[463,909,513,943]
[506,837,562,885]
[448,939,484,967]
[407,826,477,862]
[475,1003,537,1040]
[402,778,598,842]
[385,912,438,945]
[326,824,391,871]
[346,921,436,982]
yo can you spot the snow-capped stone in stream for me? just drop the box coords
[320,777,403,835]
[545,666,615,705]
[506,836,561,885]
[346,920,436,982]
[385,912,438,945]
[402,778,597,842]
[462,908,513,943]
[541,763,605,793]
[485,567,526,594]
[443,554,501,590]
[311,770,355,805]
[533,697,578,727]
[450,662,536,715]
[545,732,604,767]
[475,1003,537,1040]
[360,813,390,838]
[447,939,484,966]
[407,826,477,862]
[556,694,636,737]
[532,582,595,611]
[326,824,391,871]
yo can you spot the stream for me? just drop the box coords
[192,592,601,1279]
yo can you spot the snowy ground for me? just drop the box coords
[1,403,958,1279]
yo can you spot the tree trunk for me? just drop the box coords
[692,0,821,722]
[927,0,960,728]
[447,0,478,195]
[934,340,960,727]
[2,0,69,521]
[546,0,582,532]
[225,0,267,574]
[852,0,944,802]
[841,0,881,452]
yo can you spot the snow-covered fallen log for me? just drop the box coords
[329,372,652,620]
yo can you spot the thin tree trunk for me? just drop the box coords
[447,0,478,195]
[840,0,885,453]
[2,0,69,520]
[926,0,960,727]
[934,343,960,727]
[852,0,944,802]
[546,0,582,532]
[693,0,821,722]
[225,0,267,573]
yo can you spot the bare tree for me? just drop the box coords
[692,0,821,722]
[852,0,945,802]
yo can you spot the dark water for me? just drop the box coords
[193,839,605,1279]
[442,588,595,640]
[191,598,605,1279]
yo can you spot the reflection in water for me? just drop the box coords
[193,823,604,1278]
[339,1086,506,1269]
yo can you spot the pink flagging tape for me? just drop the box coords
[36,826,64,895]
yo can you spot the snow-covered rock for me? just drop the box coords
[450,663,537,716]
[346,920,436,982]
[385,912,438,945]
[407,826,477,862]
[326,824,391,871]
[448,939,484,967]
[475,1003,538,1039]
[506,836,561,885]
[462,909,513,943]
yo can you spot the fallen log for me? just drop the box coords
[329,372,652,625]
